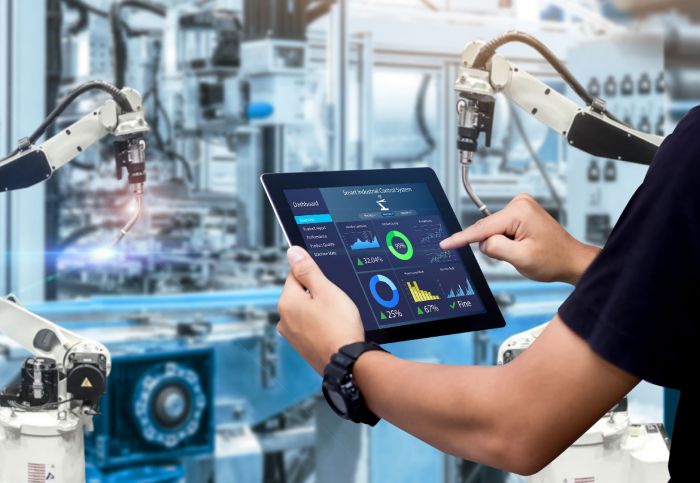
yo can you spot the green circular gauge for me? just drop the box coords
[386,230,414,261]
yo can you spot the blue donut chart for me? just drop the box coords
[369,274,400,308]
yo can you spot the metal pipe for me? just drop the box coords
[460,158,491,217]
[112,191,143,246]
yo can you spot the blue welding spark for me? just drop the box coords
[6,246,221,297]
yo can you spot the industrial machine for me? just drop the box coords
[0,77,148,481]
[498,324,671,482]
[0,80,149,246]
[0,297,111,483]
[451,31,664,217]
[86,346,215,470]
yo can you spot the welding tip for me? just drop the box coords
[111,193,143,246]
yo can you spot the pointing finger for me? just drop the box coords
[440,210,517,250]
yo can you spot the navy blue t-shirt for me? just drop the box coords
[558,107,700,481]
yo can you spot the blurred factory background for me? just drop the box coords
[0,0,697,481]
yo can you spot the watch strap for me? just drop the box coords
[323,341,388,426]
[338,341,388,363]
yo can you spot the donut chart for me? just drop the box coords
[369,274,400,308]
[386,230,414,261]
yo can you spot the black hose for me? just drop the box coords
[62,0,109,34]
[472,31,625,125]
[62,0,108,18]
[65,2,89,35]
[415,74,436,153]
[142,30,194,183]
[153,101,194,182]
[473,31,591,102]
[46,0,63,120]
[110,0,166,87]
[117,0,166,17]
[28,80,132,145]
[110,3,128,88]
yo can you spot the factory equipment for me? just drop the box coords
[498,324,671,482]
[0,76,150,482]
[0,296,111,483]
[86,346,214,470]
[0,80,149,246]
[237,0,320,248]
[452,31,664,217]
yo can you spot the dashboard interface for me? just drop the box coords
[284,183,486,331]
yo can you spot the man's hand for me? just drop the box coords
[277,246,365,374]
[440,194,600,285]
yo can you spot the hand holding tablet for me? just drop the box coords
[262,168,505,344]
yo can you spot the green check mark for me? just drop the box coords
[449,302,456,309]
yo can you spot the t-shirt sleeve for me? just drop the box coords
[558,107,700,389]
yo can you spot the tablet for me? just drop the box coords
[261,168,505,344]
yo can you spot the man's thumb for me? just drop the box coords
[287,246,327,294]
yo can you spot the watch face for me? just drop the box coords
[323,382,348,415]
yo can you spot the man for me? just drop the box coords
[276,108,700,480]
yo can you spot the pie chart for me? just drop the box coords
[369,274,400,308]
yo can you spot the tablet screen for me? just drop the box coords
[284,182,487,332]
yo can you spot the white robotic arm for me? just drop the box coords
[0,81,149,244]
[0,293,112,483]
[453,32,664,215]
[0,296,110,409]
[0,81,145,483]
[0,80,149,412]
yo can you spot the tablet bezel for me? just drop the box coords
[261,168,506,344]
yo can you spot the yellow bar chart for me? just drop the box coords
[406,281,441,303]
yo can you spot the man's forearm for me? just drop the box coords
[350,317,638,476]
[353,351,518,471]
[566,242,601,285]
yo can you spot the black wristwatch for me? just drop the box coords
[322,341,388,426]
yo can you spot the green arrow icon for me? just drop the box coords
[417,307,424,315]
[357,258,364,267]
[380,312,387,320]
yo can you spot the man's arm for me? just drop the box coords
[441,194,600,285]
[353,316,638,475]
[277,248,639,475]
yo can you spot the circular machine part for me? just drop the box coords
[153,384,191,429]
[67,364,106,403]
[132,362,207,449]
